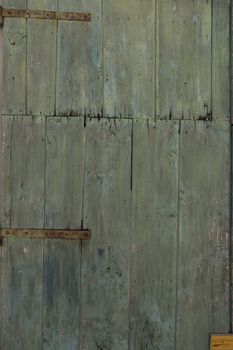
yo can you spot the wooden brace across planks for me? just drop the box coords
[0,228,91,243]
[0,6,91,26]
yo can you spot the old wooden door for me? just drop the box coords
[0,1,231,350]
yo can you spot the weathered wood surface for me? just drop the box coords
[27,0,56,115]
[2,1,230,120]
[212,0,230,121]
[103,0,155,118]
[156,1,212,119]
[130,119,179,350]
[2,116,45,350]
[56,0,102,116]
[0,116,12,349]
[3,0,26,115]
[0,1,232,349]
[0,228,91,240]
[177,121,230,349]
[43,117,85,349]
[81,119,131,349]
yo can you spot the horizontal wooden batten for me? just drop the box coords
[210,335,233,349]
[0,7,91,26]
[0,228,91,241]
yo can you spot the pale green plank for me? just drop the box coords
[43,117,85,350]
[81,119,131,349]
[212,0,230,121]
[56,0,102,116]
[27,0,57,115]
[3,116,45,350]
[10,117,45,226]
[3,0,26,114]
[130,119,179,350]
[103,0,155,117]
[0,116,12,349]
[3,0,26,8]
[0,116,12,228]
[177,121,230,349]
[45,117,84,229]
[156,1,211,119]
[27,0,57,10]
[3,12,26,114]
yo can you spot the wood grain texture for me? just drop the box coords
[2,1,26,114]
[43,117,85,350]
[211,335,233,349]
[81,118,131,349]
[2,116,45,350]
[27,0,56,115]
[177,121,230,349]
[103,0,155,118]
[0,116,12,349]
[212,0,230,121]
[130,119,179,350]
[0,116,12,228]
[56,0,102,116]
[26,0,57,11]
[45,117,84,229]
[156,1,211,119]
[2,15,26,114]
[3,0,26,7]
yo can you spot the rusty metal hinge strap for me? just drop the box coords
[0,6,91,26]
[0,228,91,241]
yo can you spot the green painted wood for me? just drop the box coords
[43,117,85,349]
[103,0,155,118]
[3,0,26,115]
[3,116,45,350]
[56,0,102,116]
[212,0,230,121]
[0,116,12,228]
[177,121,230,349]
[0,116,12,349]
[27,0,57,115]
[3,0,26,7]
[130,119,179,350]
[27,0,57,10]
[156,1,211,119]
[81,118,131,349]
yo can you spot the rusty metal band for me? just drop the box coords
[0,228,91,240]
[0,6,91,24]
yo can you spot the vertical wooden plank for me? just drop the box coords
[45,117,84,229]
[3,0,25,7]
[27,0,57,9]
[103,0,155,118]
[212,0,230,121]
[43,117,84,350]
[156,1,211,119]
[0,116,12,349]
[0,117,11,229]
[11,117,45,226]
[56,0,102,116]
[27,0,57,115]
[2,0,26,115]
[177,121,230,349]
[2,116,45,350]
[130,119,179,350]
[81,119,131,349]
